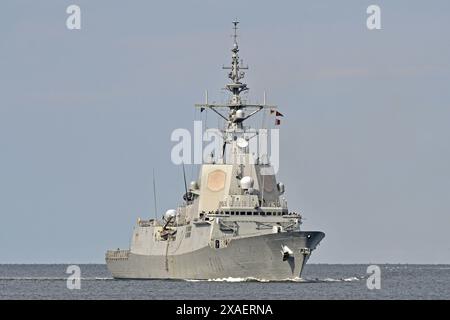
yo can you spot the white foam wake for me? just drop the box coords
[0,277,113,281]
[185,276,363,283]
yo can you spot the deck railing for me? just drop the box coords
[219,196,287,209]
[106,249,130,260]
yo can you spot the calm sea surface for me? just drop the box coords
[0,264,449,299]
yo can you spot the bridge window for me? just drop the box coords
[215,240,220,249]
[240,211,245,216]
[246,211,252,216]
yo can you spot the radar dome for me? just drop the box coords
[189,181,199,190]
[164,209,177,219]
[235,109,245,120]
[236,137,249,149]
[240,176,254,190]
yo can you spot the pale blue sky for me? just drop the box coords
[1,0,449,263]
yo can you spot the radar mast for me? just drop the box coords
[195,21,278,130]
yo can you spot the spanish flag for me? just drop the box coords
[270,109,284,117]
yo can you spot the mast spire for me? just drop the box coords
[223,20,248,106]
[195,21,278,125]
[232,20,239,47]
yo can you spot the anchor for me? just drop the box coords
[281,245,294,261]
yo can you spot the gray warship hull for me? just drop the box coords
[106,231,324,280]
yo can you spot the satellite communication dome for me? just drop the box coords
[240,176,254,190]
[164,209,177,219]
[236,137,249,149]
[189,181,199,190]
[235,109,245,120]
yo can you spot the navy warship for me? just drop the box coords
[106,22,325,280]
